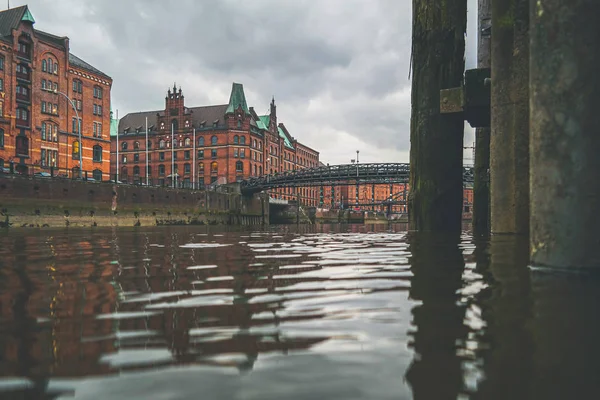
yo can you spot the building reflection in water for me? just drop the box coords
[1,226,600,399]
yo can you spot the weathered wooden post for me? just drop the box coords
[490,0,529,235]
[409,0,467,233]
[530,0,600,270]
[473,0,492,236]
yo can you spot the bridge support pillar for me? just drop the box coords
[530,0,600,270]
[473,0,491,236]
[489,0,529,235]
[408,0,466,233]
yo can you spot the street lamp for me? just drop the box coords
[54,89,82,179]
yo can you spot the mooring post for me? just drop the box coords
[473,0,492,236]
[490,0,529,235]
[409,0,467,233]
[530,0,600,270]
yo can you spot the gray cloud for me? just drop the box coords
[19,0,478,164]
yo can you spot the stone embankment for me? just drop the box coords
[0,175,268,228]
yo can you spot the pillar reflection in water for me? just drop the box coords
[472,235,600,399]
[472,235,534,400]
[405,232,468,399]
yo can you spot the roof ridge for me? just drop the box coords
[34,28,67,39]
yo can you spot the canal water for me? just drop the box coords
[0,225,599,399]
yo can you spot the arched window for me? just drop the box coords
[72,140,80,159]
[240,136,246,145]
[171,119,178,132]
[199,162,205,173]
[235,161,243,172]
[158,164,165,175]
[48,58,53,73]
[173,139,178,148]
[233,135,239,145]
[133,166,140,176]
[184,137,191,147]
[92,169,102,181]
[41,59,47,72]
[211,161,218,172]
[253,139,257,148]
[237,120,242,129]
[198,137,204,147]
[93,145,102,162]
[122,142,128,151]
[159,140,165,149]
[121,166,128,177]
[211,136,217,145]
[147,140,152,149]
[259,166,263,175]
[134,141,140,150]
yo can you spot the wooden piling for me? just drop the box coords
[473,0,492,236]
[408,0,467,233]
[490,0,530,235]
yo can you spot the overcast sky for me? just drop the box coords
[17,0,478,165]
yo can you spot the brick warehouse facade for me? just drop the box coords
[112,83,322,207]
[0,6,112,179]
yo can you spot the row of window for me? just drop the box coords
[71,140,104,162]
[15,64,30,78]
[121,161,244,177]
[41,58,58,75]
[93,104,103,116]
[41,101,58,115]
[40,148,58,167]
[41,79,58,92]
[72,79,83,94]
[41,122,58,142]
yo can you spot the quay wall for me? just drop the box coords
[0,175,268,228]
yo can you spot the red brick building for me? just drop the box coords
[112,83,320,204]
[0,5,112,179]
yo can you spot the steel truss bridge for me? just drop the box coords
[240,163,474,195]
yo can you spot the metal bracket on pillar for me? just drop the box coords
[440,67,491,128]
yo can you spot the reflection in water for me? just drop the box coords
[405,233,468,399]
[0,226,598,399]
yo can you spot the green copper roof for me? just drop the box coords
[225,82,250,115]
[278,126,294,150]
[21,8,35,23]
[258,115,270,130]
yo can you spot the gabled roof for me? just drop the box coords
[69,53,111,80]
[277,124,295,150]
[118,104,229,133]
[0,5,31,38]
[35,29,66,49]
[225,82,250,115]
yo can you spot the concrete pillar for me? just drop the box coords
[530,0,600,269]
[473,0,492,236]
[490,0,529,235]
